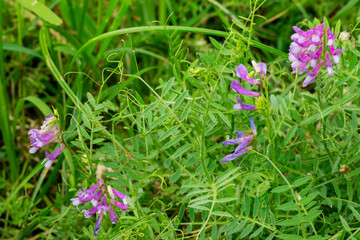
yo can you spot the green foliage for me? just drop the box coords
[1,0,360,239]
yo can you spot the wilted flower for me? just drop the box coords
[339,32,351,42]
[340,164,352,175]
[221,118,257,162]
[72,180,130,236]
[289,23,344,87]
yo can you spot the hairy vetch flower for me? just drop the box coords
[233,97,256,111]
[235,64,260,85]
[231,62,267,111]
[28,114,65,168]
[42,144,65,168]
[221,118,257,162]
[289,23,344,87]
[28,114,62,153]
[71,180,104,206]
[251,61,267,78]
[72,180,131,236]
[231,80,261,97]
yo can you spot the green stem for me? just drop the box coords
[254,150,317,237]
[40,27,132,160]
[270,69,299,144]
[245,0,257,53]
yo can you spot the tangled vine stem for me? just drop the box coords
[68,25,287,73]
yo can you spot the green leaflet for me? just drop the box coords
[18,0,62,25]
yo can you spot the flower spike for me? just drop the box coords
[289,23,344,87]
[72,180,131,236]
[28,114,65,168]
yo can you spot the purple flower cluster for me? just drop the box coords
[289,23,344,87]
[221,62,265,162]
[28,114,65,168]
[231,62,267,110]
[221,118,257,162]
[71,180,130,236]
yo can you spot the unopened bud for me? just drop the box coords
[255,96,266,114]
[51,106,59,117]
[246,71,255,79]
[108,185,115,199]
[81,154,88,163]
[190,67,204,76]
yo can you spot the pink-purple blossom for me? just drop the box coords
[109,206,118,224]
[28,114,62,153]
[72,181,130,236]
[71,180,104,206]
[231,80,261,97]
[233,97,256,111]
[42,144,65,168]
[252,61,267,78]
[231,62,267,111]
[327,28,336,46]
[289,23,344,87]
[325,52,334,76]
[83,206,98,218]
[28,114,65,168]
[221,118,257,162]
[236,64,260,85]
[303,60,324,87]
[329,45,344,64]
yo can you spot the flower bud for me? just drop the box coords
[255,96,266,114]
[108,185,115,199]
[246,71,255,79]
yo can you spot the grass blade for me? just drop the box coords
[0,0,18,182]
[17,0,63,25]
[3,42,44,59]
